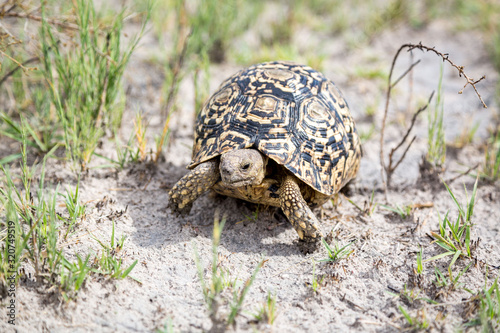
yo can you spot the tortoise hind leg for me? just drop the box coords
[168,159,220,216]
[279,175,324,242]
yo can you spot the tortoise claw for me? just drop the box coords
[167,200,192,217]
[297,236,322,254]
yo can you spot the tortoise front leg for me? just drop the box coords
[168,159,220,215]
[279,175,324,241]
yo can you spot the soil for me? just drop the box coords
[0,4,499,333]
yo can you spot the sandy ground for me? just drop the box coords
[0,3,499,333]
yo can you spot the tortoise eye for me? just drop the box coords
[241,163,251,170]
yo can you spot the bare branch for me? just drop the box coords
[445,163,480,184]
[406,42,487,108]
[391,59,421,89]
[379,44,413,197]
[4,11,82,32]
[380,42,488,197]
[389,91,434,159]
[389,135,416,176]
[0,56,38,86]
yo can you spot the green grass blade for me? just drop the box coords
[337,240,356,254]
[465,225,471,257]
[111,220,116,248]
[453,261,472,285]
[442,181,465,218]
[380,204,402,216]
[227,259,264,325]
[467,177,479,223]
[424,251,455,262]
[321,238,333,256]
[448,250,461,280]
[398,306,412,324]
[446,215,461,242]
[417,247,423,274]
[121,260,138,279]
[0,153,22,165]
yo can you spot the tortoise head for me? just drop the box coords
[219,149,268,188]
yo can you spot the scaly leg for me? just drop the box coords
[279,175,323,241]
[168,159,219,215]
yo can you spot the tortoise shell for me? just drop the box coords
[189,61,361,196]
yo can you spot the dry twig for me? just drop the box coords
[407,42,487,108]
[385,91,435,188]
[0,56,38,86]
[445,163,480,184]
[4,11,81,32]
[379,43,487,197]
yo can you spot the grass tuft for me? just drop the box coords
[93,132,141,170]
[311,260,324,293]
[58,180,86,239]
[319,238,356,263]
[426,178,478,262]
[416,246,424,274]
[0,135,90,299]
[193,212,264,329]
[380,203,413,219]
[342,190,377,217]
[252,291,278,325]
[476,278,500,331]
[59,254,92,301]
[40,0,149,170]
[398,306,430,331]
[89,221,138,280]
[0,129,137,300]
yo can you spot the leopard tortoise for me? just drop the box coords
[168,61,361,242]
